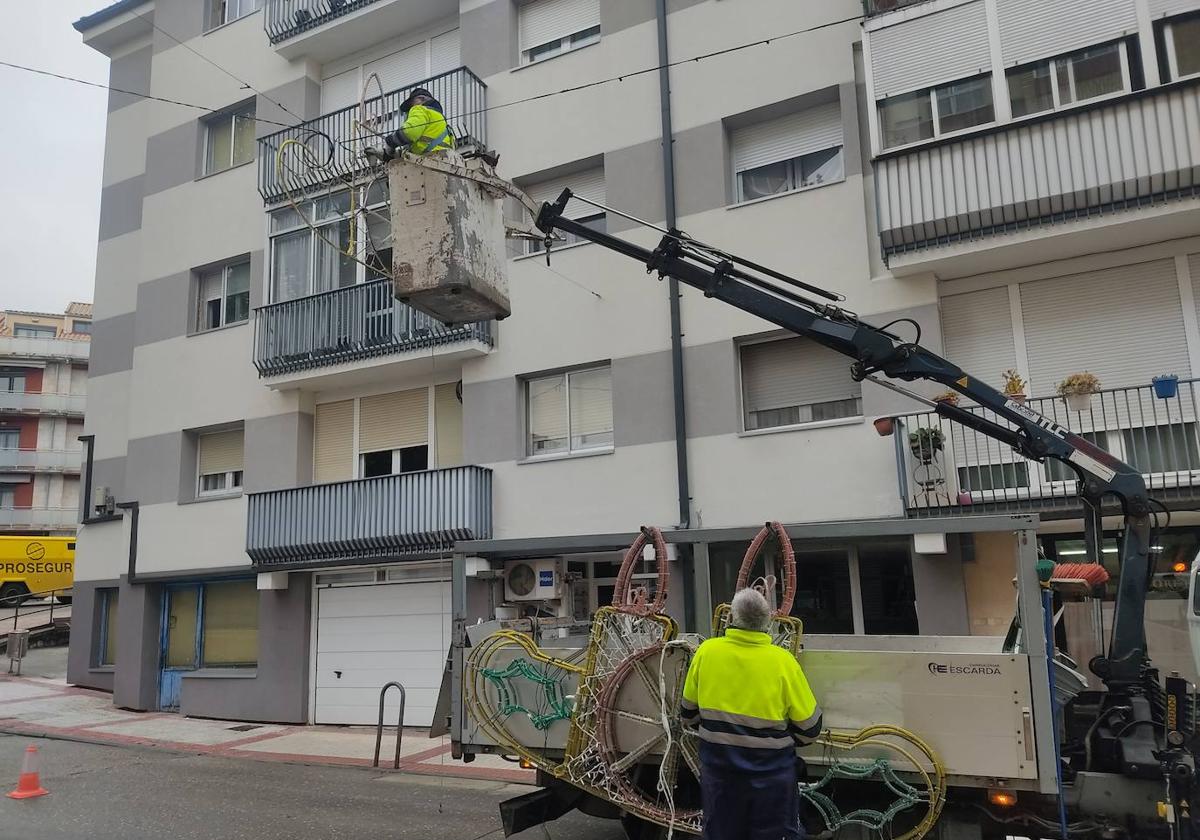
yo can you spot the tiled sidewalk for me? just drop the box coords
[0,674,533,784]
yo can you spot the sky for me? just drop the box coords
[0,2,108,314]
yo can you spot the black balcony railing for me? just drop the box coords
[894,379,1200,518]
[264,0,382,44]
[257,67,487,204]
[253,278,492,377]
[863,0,930,16]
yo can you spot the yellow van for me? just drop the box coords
[0,536,74,605]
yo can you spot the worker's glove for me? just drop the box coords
[383,132,410,154]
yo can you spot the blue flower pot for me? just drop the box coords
[1153,375,1179,399]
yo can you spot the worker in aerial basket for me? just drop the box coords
[383,87,456,157]
[680,587,822,840]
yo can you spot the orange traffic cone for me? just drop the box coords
[7,745,48,799]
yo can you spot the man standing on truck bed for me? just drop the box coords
[680,588,822,839]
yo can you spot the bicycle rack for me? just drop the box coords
[373,681,407,769]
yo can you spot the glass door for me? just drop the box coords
[159,585,201,711]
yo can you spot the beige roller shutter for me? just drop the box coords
[314,400,353,483]
[870,1,991,97]
[1190,253,1200,324]
[527,376,568,447]
[519,0,599,52]
[569,367,612,441]
[526,167,605,220]
[731,102,843,173]
[359,388,428,453]
[997,0,1138,66]
[198,430,244,476]
[435,383,463,467]
[742,337,860,413]
[941,287,1018,390]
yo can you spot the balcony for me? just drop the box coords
[0,449,83,473]
[863,0,930,17]
[0,391,86,416]
[246,465,492,567]
[0,508,77,531]
[876,80,1200,275]
[264,0,458,61]
[0,335,89,363]
[253,278,492,389]
[258,67,486,204]
[893,380,1200,518]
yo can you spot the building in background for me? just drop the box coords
[69,0,1200,729]
[0,303,90,536]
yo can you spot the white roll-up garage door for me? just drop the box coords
[313,579,451,726]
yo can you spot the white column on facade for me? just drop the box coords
[1175,254,1200,376]
[427,384,438,468]
[984,0,1012,122]
[861,29,881,158]
[1007,284,1032,392]
[847,547,866,635]
[1134,0,1162,87]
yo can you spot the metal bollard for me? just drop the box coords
[373,681,407,769]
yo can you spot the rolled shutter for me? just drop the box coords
[732,102,843,174]
[741,337,860,413]
[526,167,605,219]
[365,42,427,95]
[941,287,1017,390]
[569,367,612,438]
[997,0,1138,66]
[527,376,568,443]
[1191,253,1200,325]
[359,388,428,452]
[322,70,360,113]
[869,1,991,97]
[1021,259,1188,395]
[431,29,461,76]
[519,0,600,52]
[1149,0,1196,15]
[314,400,353,483]
[198,430,244,476]
[434,383,463,467]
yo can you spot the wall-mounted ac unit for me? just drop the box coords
[503,559,561,602]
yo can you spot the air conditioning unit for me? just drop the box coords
[92,485,115,517]
[504,559,562,602]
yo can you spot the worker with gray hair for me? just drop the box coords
[680,587,822,839]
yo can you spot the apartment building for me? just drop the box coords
[69,0,1200,726]
[0,304,90,535]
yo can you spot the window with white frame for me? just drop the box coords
[196,260,250,332]
[525,365,613,457]
[0,486,13,508]
[0,371,25,392]
[519,0,600,65]
[13,325,56,338]
[204,104,256,176]
[1007,41,1130,119]
[522,167,606,255]
[740,336,862,431]
[878,74,995,149]
[0,429,18,450]
[1162,14,1200,82]
[196,429,244,497]
[356,389,430,478]
[732,101,844,203]
[207,0,261,30]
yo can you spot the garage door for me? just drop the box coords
[313,580,451,726]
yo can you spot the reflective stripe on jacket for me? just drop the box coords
[680,627,822,773]
[401,103,455,155]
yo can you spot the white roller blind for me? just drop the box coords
[526,167,605,219]
[569,367,612,437]
[314,400,353,483]
[431,29,461,76]
[741,337,860,413]
[997,0,1138,66]
[941,287,1018,389]
[365,43,427,95]
[359,389,428,453]
[198,430,244,476]
[870,1,991,96]
[1150,0,1197,15]
[519,0,600,51]
[1189,253,1200,328]
[322,70,360,113]
[732,102,843,173]
[528,376,568,441]
[1021,259,1188,395]
[434,383,463,468]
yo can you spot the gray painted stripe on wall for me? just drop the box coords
[89,312,136,378]
[463,376,520,465]
[91,456,128,505]
[135,271,191,347]
[244,412,315,493]
[152,0,205,53]
[108,44,152,112]
[143,120,200,198]
[255,76,322,140]
[126,430,184,505]
[600,0,708,35]
[98,174,145,241]
[612,351,675,447]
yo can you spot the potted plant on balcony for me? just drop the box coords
[1002,369,1027,403]
[1153,374,1180,400]
[873,416,895,436]
[909,427,944,464]
[1057,372,1101,413]
[932,391,960,407]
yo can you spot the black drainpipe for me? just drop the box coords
[116,501,140,584]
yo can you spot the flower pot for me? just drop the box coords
[1153,375,1179,400]
[1065,392,1093,413]
[873,417,895,437]
[956,490,973,505]
[1006,393,1026,404]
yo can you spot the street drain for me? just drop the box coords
[227,724,262,732]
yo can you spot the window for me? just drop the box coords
[1007,42,1129,118]
[207,0,261,30]
[359,445,429,478]
[204,104,256,175]
[525,365,613,457]
[201,580,258,668]
[958,462,1030,492]
[196,429,244,497]
[1164,15,1200,81]
[13,325,56,338]
[519,0,600,65]
[196,260,250,331]
[0,429,18,449]
[740,336,862,431]
[97,589,119,667]
[0,371,25,392]
[878,75,994,149]
[0,487,13,508]
[71,320,91,335]
[732,102,844,203]
[522,168,606,255]
[1121,423,1200,475]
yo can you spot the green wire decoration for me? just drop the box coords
[480,658,574,730]
[800,758,928,833]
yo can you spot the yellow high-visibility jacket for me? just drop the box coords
[680,627,822,773]
[400,103,455,155]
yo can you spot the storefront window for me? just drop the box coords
[201,580,258,668]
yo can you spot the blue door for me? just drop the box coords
[159,585,202,711]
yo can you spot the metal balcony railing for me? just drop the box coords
[894,379,1200,517]
[246,465,492,566]
[863,0,930,16]
[264,0,382,44]
[0,391,86,415]
[0,335,89,362]
[0,508,78,529]
[253,278,492,377]
[257,67,487,203]
[0,449,83,473]
[875,79,1200,259]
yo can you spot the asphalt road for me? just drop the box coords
[0,734,624,840]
